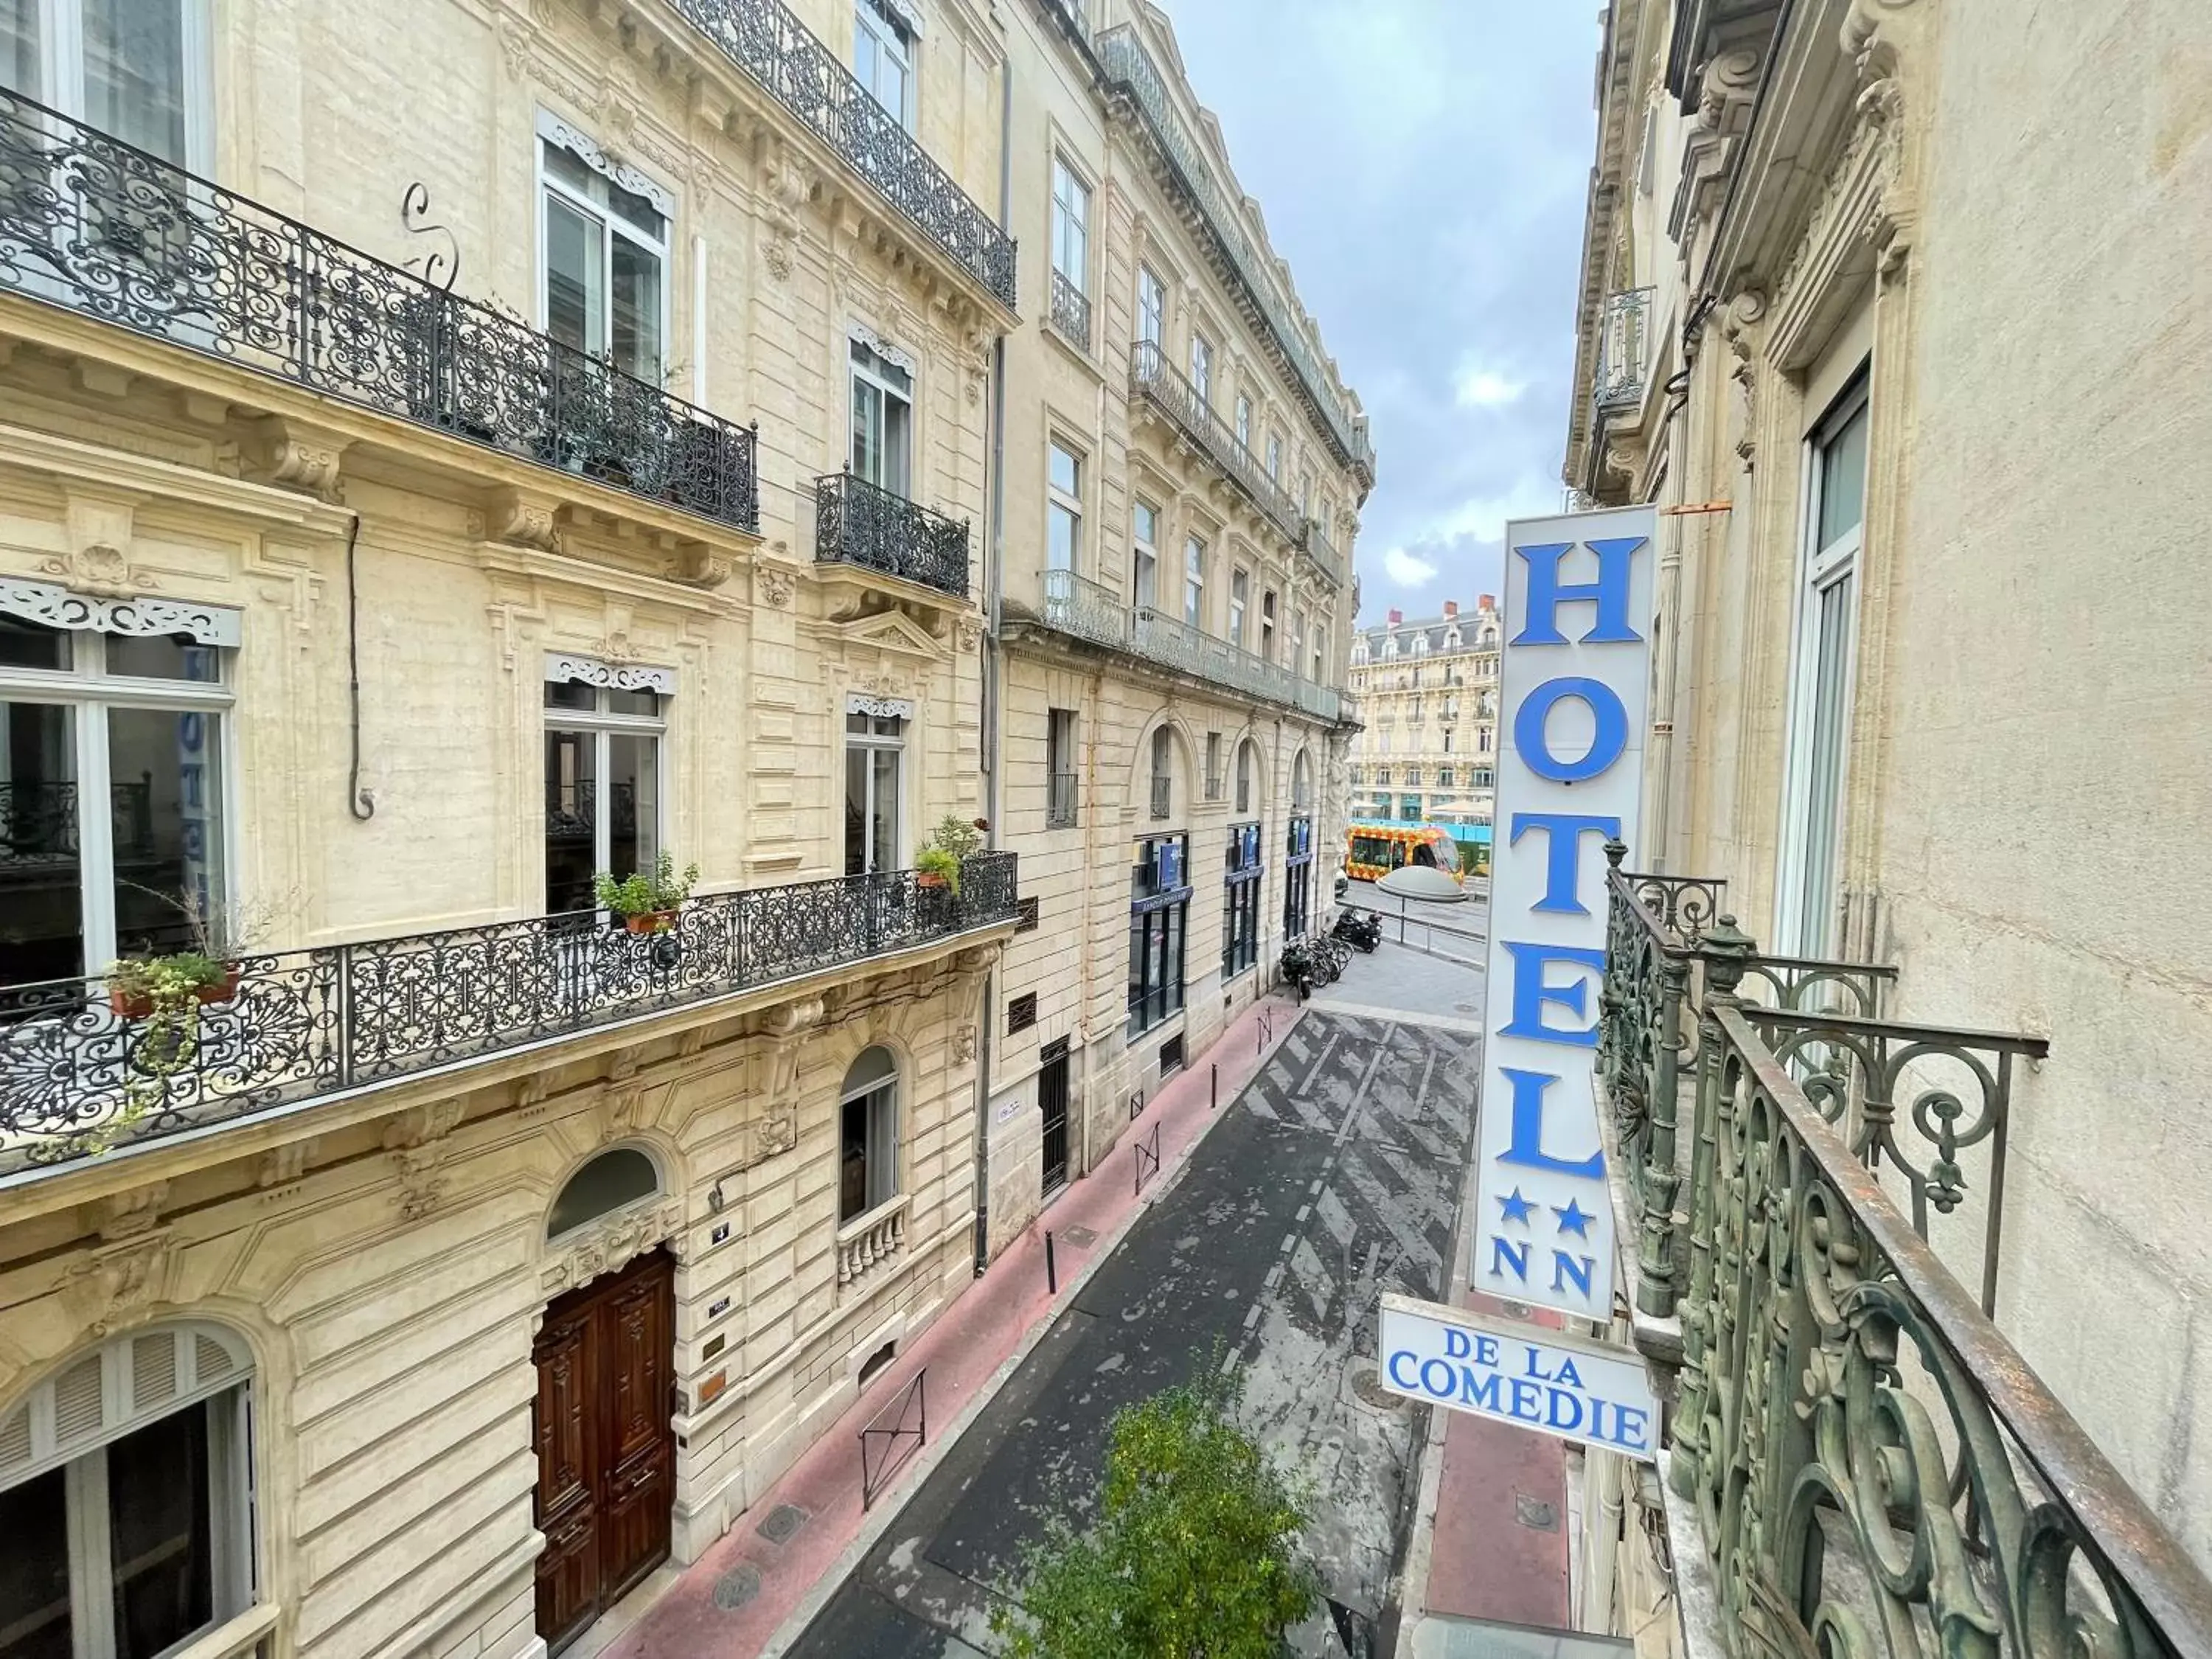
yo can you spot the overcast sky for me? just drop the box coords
[1162,1,1599,627]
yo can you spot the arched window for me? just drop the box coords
[0,1322,260,1650]
[549,1147,661,1239]
[1293,751,1314,810]
[1150,726,1174,820]
[1234,740,1256,814]
[840,1046,900,1223]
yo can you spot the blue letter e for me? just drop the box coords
[1500,942,1607,1047]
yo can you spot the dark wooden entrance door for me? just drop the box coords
[1039,1040,1071,1194]
[532,1248,675,1655]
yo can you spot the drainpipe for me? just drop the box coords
[1644,367,1693,873]
[972,50,1015,1279]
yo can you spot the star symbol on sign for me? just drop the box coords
[1498,1188,1536,1226]
[1553,1199,1594,1238]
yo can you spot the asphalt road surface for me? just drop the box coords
[787,1000,1481,1658]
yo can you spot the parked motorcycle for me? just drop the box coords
[1333,908,1382,953]
[1280,939,1319,1001]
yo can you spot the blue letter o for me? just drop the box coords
[1515,677,1628,782]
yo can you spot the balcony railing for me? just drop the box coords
[1048,270,1092,352]
[1040,570,1341,723]
[1129,343,1306,547]
[1095,24,1369,480]
[1046,771,1077,828]
[1300,517,1344,588]
[815,471,970,600]
[1593,286,1654,413]
[0,852,1018,1180]
[1148,775,1172,820]
[668,0,1016,310]
[1596,852,2212,1657]
[0,90,760,538]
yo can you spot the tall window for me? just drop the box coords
[1204,731,1223,800]
[1128,832,1189,1036]
[2,0,206,166]
[1293,609,1307,678]
[0,599,233,990]
[1050,156,1089,291]
[1312,625,1327,683]
[1189,334,1212,406]
[850,338,914,495]
[853,0,913,128]
[1234,739,1255,814]
[1137,265,1165,349]
[1133,501,1160,610]
[0,1324,258,1658]
[545,669,664,916]
[839,1046,900,1222]
[1047,441,1082,574]
[541,133,667,383]
[1228,569,1248,650]
[1282,815,1314,939]
[1265,432,1282,481]
[1234,394,1251,451]
[844,706,905,876]
[1047,708,1078,828]
[1781,377,1869,956]
[1222,821,1261,979]
[1260,592,1276,661]
[1149,726,1174,821]
[1183,537,1205,629]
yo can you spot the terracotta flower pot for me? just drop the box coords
[916,872,950,891]
[623,909,680,935]
[109,964,241,1020]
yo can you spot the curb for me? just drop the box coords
[757,995,1309,1658]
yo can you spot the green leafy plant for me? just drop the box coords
[914,846,961,894]
[922,814,984,863]
[105,952,234,1005]
[592,852,700,925]
[990,1366,1319,1659]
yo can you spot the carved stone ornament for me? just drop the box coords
[849,321,918,377]
[61,1230,178,1339]
[536,108,677,218]
[846,691,917,720]
[541,1197,684,1296]
[544,652,678,695]
[485,487,560,552]
[952,1024,978,1064]
[757,564,796,608]
[753,1107,797,1164]
[0,575,241,646]
[250,414,352,499]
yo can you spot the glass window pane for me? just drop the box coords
[1798,577,1855,952]
[548,1147,659,1237]
[882,392,911,498]
[0,1465,71,1659]
[870,746,899,874]
[608,733,656,880]
[544,680,595,712]
[544,144,594,195]
[1816,401,1868,552]
[544,192,604,357]
[844,745,869,877]
[1048,444,1078,495]
[108,1402,215,1658]
[1133,547,1155,611]
[545,727,596,914]
[83,0,187,164]
[0,616,68,671]
[1133,501,1155,547]
[610,234,662,383]
[605,178,664,242]
[868,1085,897,1207]
[605,688,657,718]
[106,706,223,959]
[0,0,37,100]
[1048,503,1077,574]
[107,634,220,683]
[0,700,83,987]
[840,1088,869,1220]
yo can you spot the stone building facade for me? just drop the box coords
[1559,0,2212,1651]
[1342,598,1500,835]
[977,0,1369,1253]
[0,0,1025,1655]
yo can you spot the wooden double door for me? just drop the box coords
[532,1248,675,1654]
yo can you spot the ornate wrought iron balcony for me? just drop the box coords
[815,471,971,600]
[1096,25,1371,481]
[1129,344,1307,549]
[1048,269,1092,352]
[1039,570,1341,723]
[0,90,760,538]
[667,0,1015,310]
[1300,516,1344,588]
[1596,855,2212,1656]
[1593,286,1654,413]
[0,853,1018,1181]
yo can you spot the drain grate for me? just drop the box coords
[757,1503,808,1545]
[712,1564,762,1610]
[1514,1493,1559,1532]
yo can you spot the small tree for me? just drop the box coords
[992,1368,1318,1659]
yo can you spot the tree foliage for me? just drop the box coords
[992,1368,1319,1659]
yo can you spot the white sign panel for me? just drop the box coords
[1472,506,1655,1321]
[1377,1294,1658,1458]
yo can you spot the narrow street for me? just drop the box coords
[787,945,1482,1658]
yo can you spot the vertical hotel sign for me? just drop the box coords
[1472,507,1655,1321]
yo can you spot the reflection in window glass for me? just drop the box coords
[0,699,81,988]
[107,1405,214,1655]
[83,0,189,164]
[106,704,223,958]
[0,615,69,672]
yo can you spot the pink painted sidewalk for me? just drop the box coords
[601,992,1304,1659]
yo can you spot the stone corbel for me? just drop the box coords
[247,414,353,501]
[952,1024,978,1065]
[1723,291,1768,469]
[383,1097,467,1220]
[61,1230,178,1338]
[754,560,797,609]
[483,485,563,552]
[665,538,734,588]
[89,1181,170,1241]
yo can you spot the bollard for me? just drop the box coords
[1211,1062,1218,1109]
[1046,1231,1057,1295]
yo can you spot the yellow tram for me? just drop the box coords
[1343,822,1467,886]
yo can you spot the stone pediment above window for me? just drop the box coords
[830,608,947,661]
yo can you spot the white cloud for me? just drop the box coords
[1453,365,1528,410]
[1429,477,1567,545]
[1381,546,1439,586]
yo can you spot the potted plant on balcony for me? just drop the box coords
[914,815,984,896]
[105,951,240,1020]
[594,852,701,934]
[915,846,961,894]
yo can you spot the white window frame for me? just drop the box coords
[853,0,916,131]
[1265,431,1282,481]
[10,0,214,169]
[0,583,238,981]
[1234,394,1251,451]
[543,657,671,910]
[1228,568,1248,650]
[838,1046,902,1223]
[1260,590,1276,661]
[1137,265,1165,350]
[1189,333,1212,406]
[1047,439,1083,575]
[1775,375,1869,957]
[849,335,917,497]
[1183,536,1206,630]
[1133,499,1160,611]
[1050,154,1090,291]
[536,118,672,384]
[845,698,909,877]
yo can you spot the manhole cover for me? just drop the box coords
[1349,1367,1406,1411]
[712,1565,762,1610]
[757,1503,808,1545]
[1514,1493,1559,1532]
[1059,1225,1098,1248]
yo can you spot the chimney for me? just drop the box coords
[1387,608,1402,625]
[1442,600,1458,619]
[1478,593,1496,611]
